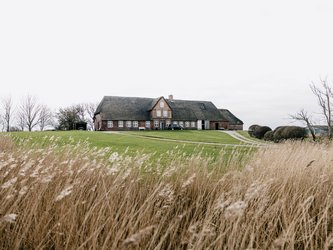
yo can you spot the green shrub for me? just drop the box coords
[263,130,274,141]
[255,126,272,139]
[248,125,272,139]
[273,126,306,142]
[248,125,260,137]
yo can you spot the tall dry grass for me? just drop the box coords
[1,135,333,249]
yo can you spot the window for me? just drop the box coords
[107,121,113,128]
[163,110,168,118]
[145,121,151,128]
[199,103,206,110]
[154,120,159,128]
[118,121,124,128]
[133,121,138,128]
[160,101,164,108]
[185,121,190,128]
[191,121,196,128]
[156,110,161,117]
[126,121,132,128]
[166,120,171,127]
[173,121,178,125]
[179,121,184,127]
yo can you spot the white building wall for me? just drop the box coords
[197,120,202,130]
[205,120,210,130]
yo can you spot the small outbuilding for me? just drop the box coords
[74,121,87,130]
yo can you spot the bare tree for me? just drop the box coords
[84,102,98,130]
[290,109,316,141]
[310,79,333,138]
[0,115,4,132]
[56,105,81,130]
[1,96,14,132]
[17,116,25,131]
[76,104,86,122]
[18,95,41,132]
[38,105,54,131]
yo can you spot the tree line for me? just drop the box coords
[0,95,98,132]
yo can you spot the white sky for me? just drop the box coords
[1,0,333,129]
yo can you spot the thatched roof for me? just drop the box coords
[95,96,155,120]
[95,96,238,122]
[219,109,243,124]
[166,99,223,121]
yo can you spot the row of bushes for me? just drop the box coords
[249,125,306,142]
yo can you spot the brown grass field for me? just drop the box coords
[1,134,333,249]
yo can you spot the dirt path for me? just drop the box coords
[220,131,269,146]
[103,131,264,148]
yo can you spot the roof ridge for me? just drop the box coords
[103,95,155,99]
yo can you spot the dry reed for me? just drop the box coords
[1,135,333,249]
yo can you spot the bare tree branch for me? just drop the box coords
[84,102,98,130]
[56,105,81,130]
[290,109,316,141]
[0,114,4,132]
[18,95,42,132]
[38,105,54,131]
[310,79,333,138]
[76,104,86,122]
[17,116,25,131]
[1,96,14,132]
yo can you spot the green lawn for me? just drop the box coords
[8,131,256,165]
[237,130,261,141]
[126,130,243,144]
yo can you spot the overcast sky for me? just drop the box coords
[1,0,333,129]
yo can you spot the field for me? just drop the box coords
[7,131,255,165]
[2,131,333,249]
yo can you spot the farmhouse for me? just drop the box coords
[94,95,243,131]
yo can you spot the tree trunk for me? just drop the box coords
[306,122,316,141]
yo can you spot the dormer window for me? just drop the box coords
[160,101,164,108]
[200,103,206,110]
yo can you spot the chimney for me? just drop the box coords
[168,94,173,100]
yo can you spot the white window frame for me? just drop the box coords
[173,121,178,125]
[145,121,151,128]
[160,101,164,108]
[118,121,124,128]
[107,121,113,128]
[166,120,171,127]
[126,121,132,128]
[156,110,161,117]
[179,121,184,127]
[154,120,159,128]
[185,121,190,128]
[191,121,196,128]
[133,121,138,128]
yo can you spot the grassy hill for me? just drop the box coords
[8,130,255,165]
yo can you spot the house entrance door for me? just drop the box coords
[215,123,219,130]
[160,121,165,130]
[202,120,205,130]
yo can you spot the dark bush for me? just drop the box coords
[273,126,306,142]
[248,125,272,139]
[263,130,274,141]
[255,126,272,139]
[248,125,260,137]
